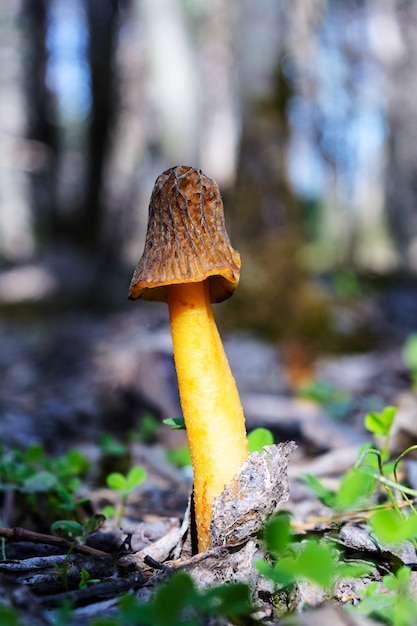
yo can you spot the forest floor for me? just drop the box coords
[1,260,417,625]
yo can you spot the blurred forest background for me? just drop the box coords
[1,0,417,350]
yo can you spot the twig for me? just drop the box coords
[37,571,146,608]
[143,555,170,571]
[0,526,109,557]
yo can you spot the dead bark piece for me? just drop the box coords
[117,526,183,574]
[177,541,259,586]
[0,574,50,626]
[0,555,68,572]
[210,442,296,548]
[339,524,417,568]
[0,554,116,597]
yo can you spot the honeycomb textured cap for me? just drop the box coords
[128,165,241,303]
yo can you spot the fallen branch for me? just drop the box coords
[0,526,109,557]
[37,571,147,608]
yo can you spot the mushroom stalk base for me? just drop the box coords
[167,281,248,552]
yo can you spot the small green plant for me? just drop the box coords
[0,444,90,524]
[369,508,417,545]
[301,404,417,625]
[302,451,378,515]
[256,512,371,593]
[297,380,352,420]
[51,513,105,591]
[99,434,128,457]
[52,513,106,543]
[350,567,417,626]
[79,567,100,589]
[165,445,192,469]
[105,466,147,526]
[364,405,396,459]
[91,570,257,626]
[301,405,413,522]
[131,412,160,443]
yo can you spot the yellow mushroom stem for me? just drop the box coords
[167,280,248,552]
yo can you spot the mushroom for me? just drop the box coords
[128,165,248,552]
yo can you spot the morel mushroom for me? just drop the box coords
[128,165,248,552]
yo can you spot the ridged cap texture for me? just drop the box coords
[128,165,240,303]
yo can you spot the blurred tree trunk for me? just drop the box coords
[20,0,123,256]
[21,0,59,245]
[383,1,417,270]
[80,0,120,251]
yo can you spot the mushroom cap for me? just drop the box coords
[128,165,241,303]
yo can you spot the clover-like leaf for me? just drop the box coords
[106,472,127,492]
[247,427,274,453]
[51,520,84,540]
[364,406,396,437]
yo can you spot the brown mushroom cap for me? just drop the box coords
[128,165,241,303]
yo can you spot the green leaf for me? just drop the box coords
[125,466,147,492]
[361,581,380,597]
[102,505,115,519]
[247,428,274,452]
[256,555,296,587]
[100,434,127,457]
[258,539,337,590]
[79,568,90,589]
[135,413,159,443]
[52,520,84,540]
[301,473,338,509]
[84,513,106,535]
[0,606,19,626]
[92,573,255,626]
[106,472,127,492]
[396,566,412,587]
[295,540,335,589]
[162,417,186,430]
[350,590,395,621]
[166,446,192,468]
[383,573,399,592]
[65,449,90,474]
[207,582,254,618]
[335,560,374,580]
[263,513,291,557]
[364,406,396,437]
[154,572,196,623]
[255,558,277,580]
[370,509,417,544]
[119,594,145,622]
[55,486,77,510]
[391,596,417,626]
[65,476,82,494]
[23,470,57,492]
[337,468,377,510]
[24,444,46,464]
